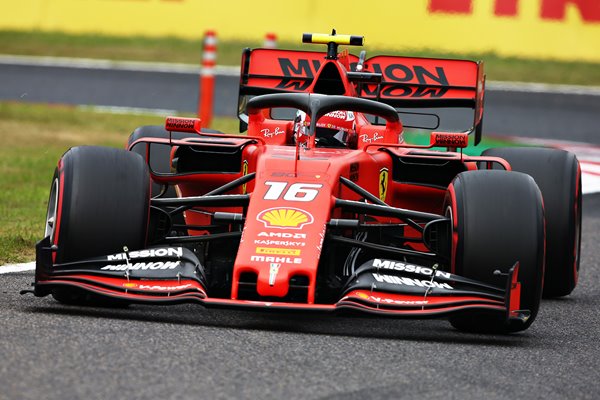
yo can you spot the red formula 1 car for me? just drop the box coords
[29,32,582,333]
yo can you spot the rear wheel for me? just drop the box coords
[45,146,150,304]
[482,147,581,297]
[128,125,193,196]
[127,125,225,237]
[128,125,223,193]
[445,170,545,333]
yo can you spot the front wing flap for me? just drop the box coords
[30,239,527,324]
[31,237,208,304]
[338,259,528,323]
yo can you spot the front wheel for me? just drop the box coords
[44,146,150,304]
[445,170,545,333]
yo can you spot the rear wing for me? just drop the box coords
[238,49,485,144]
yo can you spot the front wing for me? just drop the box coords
[27,237,529,324]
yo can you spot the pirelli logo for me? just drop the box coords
[255,247,301,256]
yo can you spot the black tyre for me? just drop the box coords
[445,170,545,333]
[482,147,581,297]
[128,125,203,234]
[47,146,150,262]
[128,125,193,196]
[45,146,150,303]
[127,125,225,237]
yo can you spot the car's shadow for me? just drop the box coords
[26,298,535,347]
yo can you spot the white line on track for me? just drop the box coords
[0,54,239,75]
[2,54,600,96]
[485,81,600,96]
[0,262,35,274]
[77,104,179,116]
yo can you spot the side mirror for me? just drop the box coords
[165,117,202,134]
[430,132,469,148]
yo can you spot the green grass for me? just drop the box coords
[0,102,237,264]
[2,30,600,86]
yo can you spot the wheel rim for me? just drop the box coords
[45,178,59,243]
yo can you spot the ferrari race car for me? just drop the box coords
[28,32,582,333]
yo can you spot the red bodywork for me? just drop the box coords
[33,38,524,322]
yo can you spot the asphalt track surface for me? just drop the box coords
[1,61,599,144]
[1,194,598,400]
[1,61,600,399]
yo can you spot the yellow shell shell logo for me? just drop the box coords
[257,207,314,229]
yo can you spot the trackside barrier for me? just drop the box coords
[2,1,599,62]
[263,32,277,48]
[198,30,217,128]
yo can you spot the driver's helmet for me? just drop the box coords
[294,110,357,148]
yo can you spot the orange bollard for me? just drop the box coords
[198,30,217,128]
[263,32,277,48]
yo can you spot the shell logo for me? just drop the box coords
[257,207,314,229]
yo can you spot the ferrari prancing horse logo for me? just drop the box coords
[242,160,249,194]
[379,168,389,202]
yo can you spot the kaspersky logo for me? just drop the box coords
[257,207,314,229]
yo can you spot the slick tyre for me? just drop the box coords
[482,147,581,297]
[45,146,150,304]
[445,170,545,333]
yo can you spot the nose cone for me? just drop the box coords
[231,154,333,303]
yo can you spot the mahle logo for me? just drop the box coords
[257,207,314,229]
